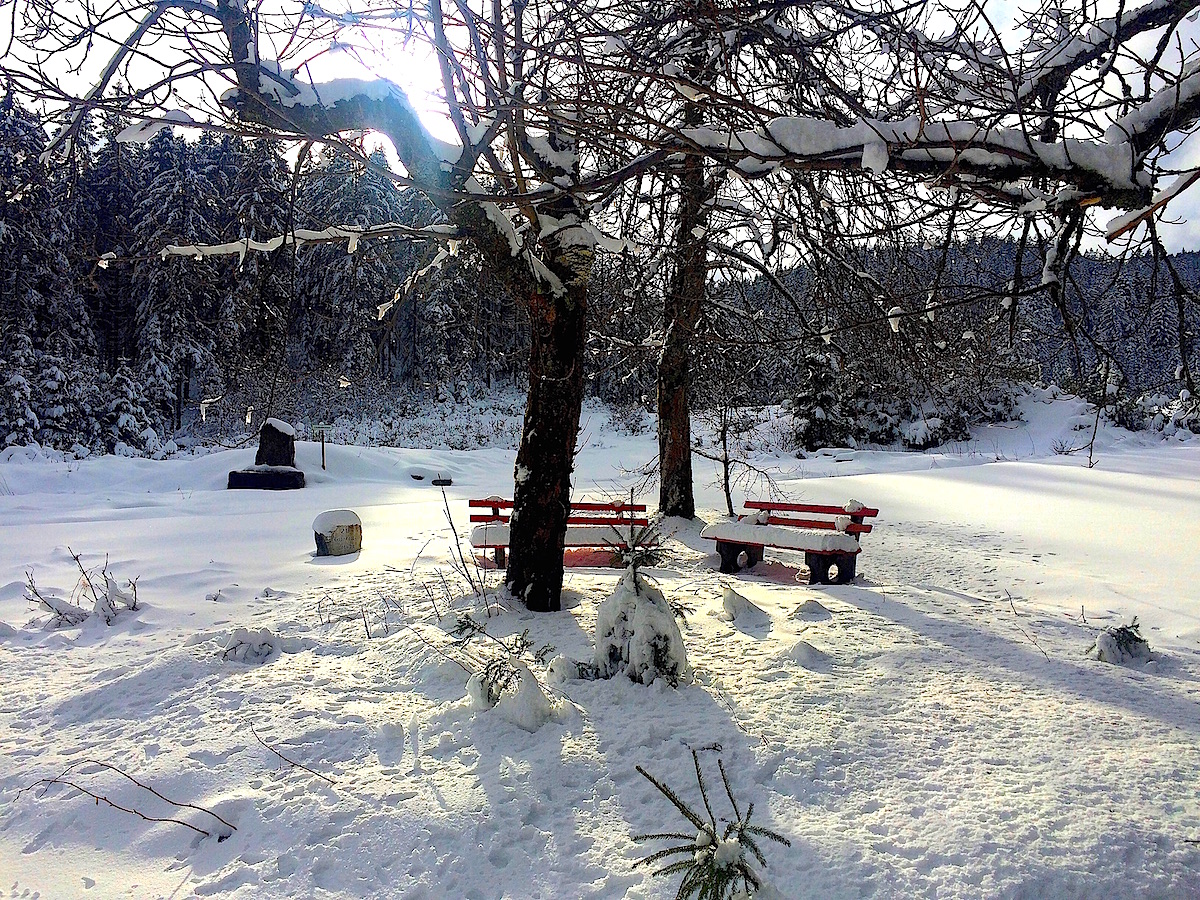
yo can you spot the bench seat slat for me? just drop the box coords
[699,520,861,554]
[470,522,649,549]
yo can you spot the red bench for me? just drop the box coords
[700,500,879,584]
[468,497,650,567]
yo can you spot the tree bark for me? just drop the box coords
[505,273,588,611]
[657,100,711,519]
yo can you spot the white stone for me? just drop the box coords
[313,509,362,556]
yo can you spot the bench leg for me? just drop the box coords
[745,545,763,569]
[494,547,507,568]
[805,552,831,585]
[716,541,743,574]
[834,552,857,584]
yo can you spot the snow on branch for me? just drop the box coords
[1016,0,1200,102]
[1110,66,1200,152]
[41,0,220,162]
[1105,169,1200,240]
[684,115,1147,203]
[156,223,460,264]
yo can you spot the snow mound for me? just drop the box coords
[791,598,832,621]
[720,585,768,622]
[782,639,832,671]
[494,660,557,732]
[223,627,282,664]
[594,567,690,686]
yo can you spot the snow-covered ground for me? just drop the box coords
[1,390,1198,898]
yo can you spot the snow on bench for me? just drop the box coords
[700,499,879,584]
[469,497,650,567]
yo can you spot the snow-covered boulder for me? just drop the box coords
[594,567,690,686]
[229,417,304,489]
[313,509,362,557]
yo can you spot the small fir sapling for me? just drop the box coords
[634,749,791,900]
[594,566,691,687]
[1088,618,1152,664]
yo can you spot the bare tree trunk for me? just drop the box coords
[658,101,710,519]
[505,254,589,612]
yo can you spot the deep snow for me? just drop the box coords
[1,390,1198,898]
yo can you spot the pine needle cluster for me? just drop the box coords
[634,750,790,899]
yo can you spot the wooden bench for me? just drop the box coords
[700,500,879,584]
[468,497,650,567]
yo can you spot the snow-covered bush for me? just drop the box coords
[25,560,139,629]
[1088,619,1152,665]
[454,614,559,731]
[223,627,282,664]
[1135,389,1198,439]
[594,566,690,687]
[634,751,791,900]
[468,658,557,732]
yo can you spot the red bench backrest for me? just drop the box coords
[469,498,649,527]
[742,500,877,534]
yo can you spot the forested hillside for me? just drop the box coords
[1,95,1196,455]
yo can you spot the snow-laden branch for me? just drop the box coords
[1109,65,1200,155]
[150,223,459,265]
[40,0,220,162]
[1104,168,1200,240]
[684,115,1147,204]
[1016,0,1200,102]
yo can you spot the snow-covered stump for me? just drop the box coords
[313,509,362,557]
[227,418,305,490]
[256,418,297,467]
[594,567,690,686]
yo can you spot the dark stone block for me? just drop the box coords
[256,420,296,467]
[228,468,306,490]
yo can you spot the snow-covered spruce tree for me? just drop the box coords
[0,92,102,449]
[103,364,155,453]
[296,148,414,380]
[130,131,227,433]
[74,112,145,374]
[217,137,295,375]
[0,331,38,447]
[594,565,690,687]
